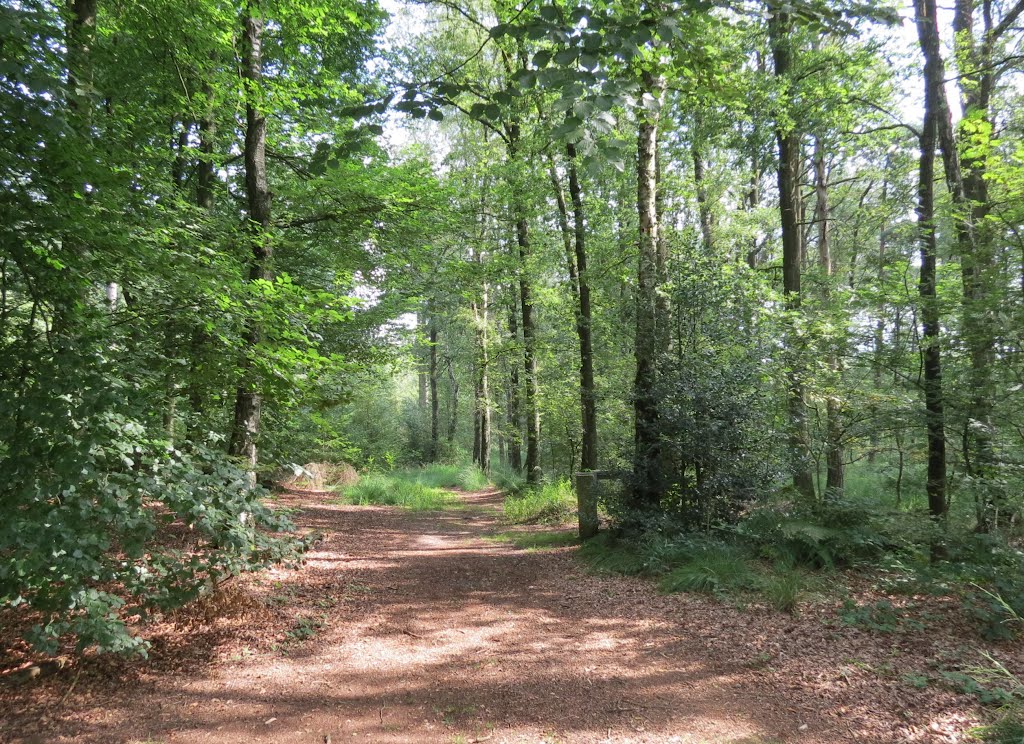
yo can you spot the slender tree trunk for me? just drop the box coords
[517,214,540,482]
[506,296,523,470]
[915,0,948,520]
[869,175,889,465]
[417,312,428,411]
[548,145,598,473]
[814,137,844,497]
[473,379,481,464]
[472,284,491,472]
[429,320,439,461]
[692,136,715,253]
[632,71,665,511]
[506,125,541,483]
[745,152,762,268]
[770,7,815,500]
[196,82,216,212]
[567,143,598,472]
[229,3,272,481]
[67,0,98,116]
[55,0,98,334]
[445,357,458,445]
[187,83,216,434]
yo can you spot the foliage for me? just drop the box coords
[838,599,922,634]
[0,344,299,655]
[734,500,894,569]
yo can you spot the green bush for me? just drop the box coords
[0,347,299,656]
[504,479,576,524]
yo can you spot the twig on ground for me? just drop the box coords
[56,667,82,708]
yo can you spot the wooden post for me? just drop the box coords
[575,471,599,540]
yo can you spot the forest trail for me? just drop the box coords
[5,491,886,744]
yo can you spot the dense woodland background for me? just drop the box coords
[2,0,1024,699]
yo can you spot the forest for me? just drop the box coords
[2,0,1024,741]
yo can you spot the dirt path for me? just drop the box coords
[1,490,973,743]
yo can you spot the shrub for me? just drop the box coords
[0,347,299,656]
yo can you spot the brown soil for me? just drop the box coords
[0,489,1006,743]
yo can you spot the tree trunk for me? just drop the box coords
[869,175,888,465]
[55,0,98,334]
[632,71,665,511]
[229,3,272,481]
[473,285,491,473]
[187,83,216,433]
[567,143,598,473]
[67,0,98,117]
[692,136,715,253]
[445,357,458,445]
[429,320,439,461]
[770,7,816,500]
[914,0,949,520]
[506,125,540,483]
[417,311,428,411]
[814,137,844,497]
[548,145,598,473]
[952,0,1001,527]
[506,296,523,470]
[196,82,216,211]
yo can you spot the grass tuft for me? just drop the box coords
[579,533,649,575]
[658,545,755,595]
[759,567,805,613]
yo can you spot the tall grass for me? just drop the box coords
[338,474,455,511]
[335,463,492,510]
[503,479,576,524]
[490,463,527,495]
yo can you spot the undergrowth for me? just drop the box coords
[486,530,580,550]
[503,479,576,524]
[338,473,456,510]
[578,531,813,613]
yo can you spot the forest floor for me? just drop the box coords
[0,488,1004,743]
